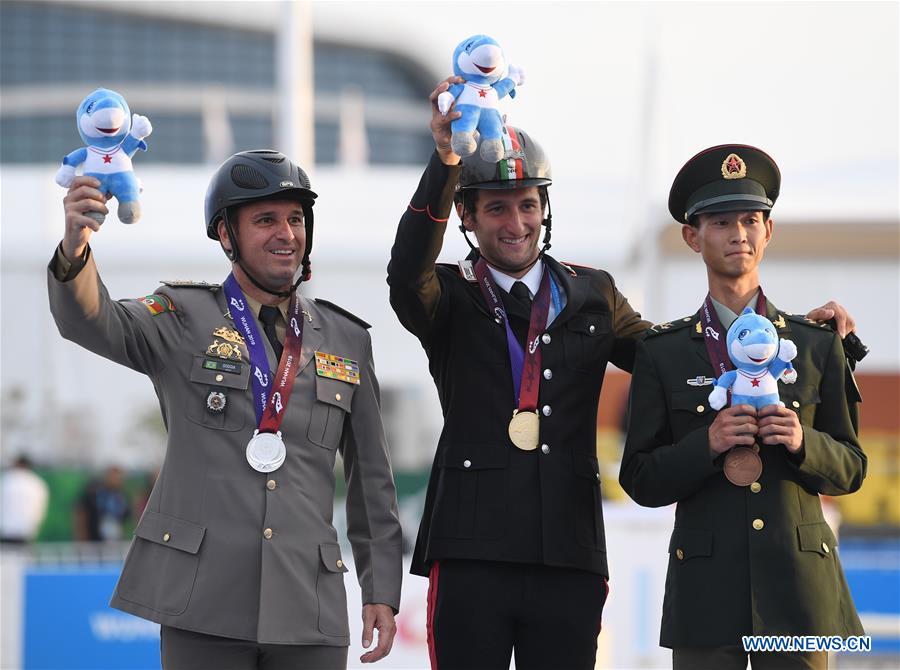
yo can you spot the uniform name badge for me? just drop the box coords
[508,409,540,451]
[246,429,287,473]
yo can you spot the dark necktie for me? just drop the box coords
[510,281,532,307]
[258,305,283,360]
[507,281,532,345]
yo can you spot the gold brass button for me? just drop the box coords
[676,549,684,560]
[336,559,344,569]
[335,393,342,402]
[696,405,705,413]
[162,532,171,542]
[792,400,801,408]
[215,374,224,382]
[266,479,277,491]
[750,482,762,493]
[752,519,764,531]
[822,542,830,554]
[263,528,273,539]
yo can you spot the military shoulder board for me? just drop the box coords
[457,260,477,282]
[161,280,220,291]
[787,313,830,329]
[314,298,371,329]
[647,316,694,337]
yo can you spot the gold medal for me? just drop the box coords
[723,446,763,486]
[508,409,539,451]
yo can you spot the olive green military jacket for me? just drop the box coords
[619,300,865,649]
[48,248,402,645]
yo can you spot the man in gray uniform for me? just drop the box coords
[48,150,403,669]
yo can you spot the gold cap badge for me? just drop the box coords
[721,153,747,180]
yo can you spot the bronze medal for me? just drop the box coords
[508,410,539,451]
[724,446,763,486]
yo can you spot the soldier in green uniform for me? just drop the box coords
[619,144,866,670]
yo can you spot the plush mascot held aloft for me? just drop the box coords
[55,88,152,224]
[437,35,524,162]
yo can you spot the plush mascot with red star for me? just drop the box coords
[55,88,152,224]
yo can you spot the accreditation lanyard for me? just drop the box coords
[473,258,553,411]
[700,289,768,395]
[223,274,305,431]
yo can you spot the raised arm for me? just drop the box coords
[387,78,463,342]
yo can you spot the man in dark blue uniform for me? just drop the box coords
[619,145,866,670]
[388,80,649,669]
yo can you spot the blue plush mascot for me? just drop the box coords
[55,88,152,224]
[437,35,524,162]
[708,308,798,411]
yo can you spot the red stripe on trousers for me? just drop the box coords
[599,577,610,634]
[427,561,441,670]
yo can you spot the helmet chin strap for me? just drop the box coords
[236,263,303,299]
[538,196,553,256]
[220,210,304,299]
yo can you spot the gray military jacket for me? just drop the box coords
[48,248,402,645]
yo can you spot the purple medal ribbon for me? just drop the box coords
[472,259,551,408]
[223,274,274,425]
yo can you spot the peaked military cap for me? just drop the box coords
[668,144,780,223]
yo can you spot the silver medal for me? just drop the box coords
[246,430,286,473]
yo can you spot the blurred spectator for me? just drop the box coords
[74,466,130,542]
[0,455,50,544]
[132,469,158,523]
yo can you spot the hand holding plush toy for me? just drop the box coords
[55,88,151,224]
[437,35,524,162]
[708,308,798,411]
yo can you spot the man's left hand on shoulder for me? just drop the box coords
[805,300,855,338]
[758,404,803,453]
[360,603,397,663]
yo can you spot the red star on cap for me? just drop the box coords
[725,156,741,174]
[751,378,760,387]
[478,89,487,98]
[103,154,112,164]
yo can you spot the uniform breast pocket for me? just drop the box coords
[779,385,821,425]
[671,389,715,434]
[564,313,612,373]
[186,355,249,431]
[308,376,354,450]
